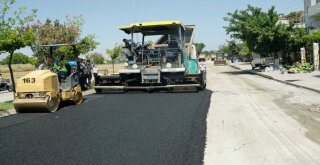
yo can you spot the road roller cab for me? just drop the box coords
[13,44,83,112]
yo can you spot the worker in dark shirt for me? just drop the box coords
[77,58,87,90]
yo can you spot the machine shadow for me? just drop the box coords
[221,70,255,75]
[97,88,208,95]
[58,100,82,110]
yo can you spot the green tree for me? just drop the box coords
[203,50,210,56]
[0,52,29,64]
[194,43,206,56]
[302,31,320,63]
[77,34,99,55]
[27,56,37,65]
[218,44,228,53]
[302,31,320,47]
[225,40,242,55]
[218,41,251,59]
[0,0,37,92]
[32,16,83,46]
[203,50,216,56]
[86,52,105,64]
[224,5,288,55]
[57,34,99,60]
[240,43,251,57]
[285,11,303,24]
[106,45,122,74]
[31,16,99,61]
[283,28,307,63]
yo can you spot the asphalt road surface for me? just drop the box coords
[204,64,320,165]
[0,90,212,165]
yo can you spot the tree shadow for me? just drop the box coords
[221,71,255,75]
[314,75,320,78]
[284,79,301,82]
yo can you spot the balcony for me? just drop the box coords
[308,2,320,17]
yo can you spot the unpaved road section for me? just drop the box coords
[204,64,320,165]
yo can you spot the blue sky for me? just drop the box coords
[7,0,304,57]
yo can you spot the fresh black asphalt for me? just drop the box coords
[0,90,212,165]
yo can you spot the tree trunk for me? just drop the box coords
[112,59,114,74]
[8,50,16,93]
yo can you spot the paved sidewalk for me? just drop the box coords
[229,62,320,93]
[0,91,14,103]
[0,89,96,118]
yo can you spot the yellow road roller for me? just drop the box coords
[13,44,83,113]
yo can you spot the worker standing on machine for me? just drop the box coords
[77,58,86,90]
[85,59,93,86]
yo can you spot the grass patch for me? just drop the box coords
[96,63,124,75]
[0,101,14,111]
[0,64,35,81]
[0,64,35,73]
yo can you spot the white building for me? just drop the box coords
[277,11,305,28]
[304,0,320,32]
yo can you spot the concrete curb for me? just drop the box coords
[0,89,96,118]
[228,64,320,94]
[0,109,17,118]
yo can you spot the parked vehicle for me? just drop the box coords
[251,53,275,70]
[0,79,13,92]
[210,54,216,61]
[214,52,227,65]
[198,54,206,62]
